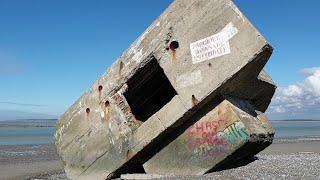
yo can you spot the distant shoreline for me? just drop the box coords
[0,119,57,122]
[0,119,57,128]
[270,119,320,122]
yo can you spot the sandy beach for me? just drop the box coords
[0,137,319,180]
[0,144,63,180]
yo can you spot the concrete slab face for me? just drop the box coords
[143,98,274,175]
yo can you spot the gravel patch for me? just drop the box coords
[28,153,320,180]
[26,170,67,180]
[202,153,320,180]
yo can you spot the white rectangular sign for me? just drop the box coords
[190,22,238,64]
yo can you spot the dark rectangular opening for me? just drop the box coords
[124,57,177,122]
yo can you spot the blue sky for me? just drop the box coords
[0,0,319,120]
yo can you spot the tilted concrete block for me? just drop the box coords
[54,0,276,179]
[143,97,274,175]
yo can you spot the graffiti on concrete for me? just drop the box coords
[187,119,249,157]
[187,117,227,149]
[218,121,248,146]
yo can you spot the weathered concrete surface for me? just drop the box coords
[54,0,275,179]
[120,174,173,180]
[143,98,274,175]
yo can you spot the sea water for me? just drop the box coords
[0,120,55,145]
[271,121,320,138]
[0,120,320,145]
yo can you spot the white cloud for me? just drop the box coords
[299,67,320,75]
[304,70,320,96]
[267,67,320,120]
[282,85,303,96]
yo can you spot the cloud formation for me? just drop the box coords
[267,67,320,120]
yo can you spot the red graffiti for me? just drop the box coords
[187,117,228,149]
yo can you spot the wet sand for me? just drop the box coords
[0,144,63,180]
[1,137,320,180]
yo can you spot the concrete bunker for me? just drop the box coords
[123,57,177,122]
[54,0,276,179]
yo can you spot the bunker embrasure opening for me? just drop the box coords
[124,57,177,122]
